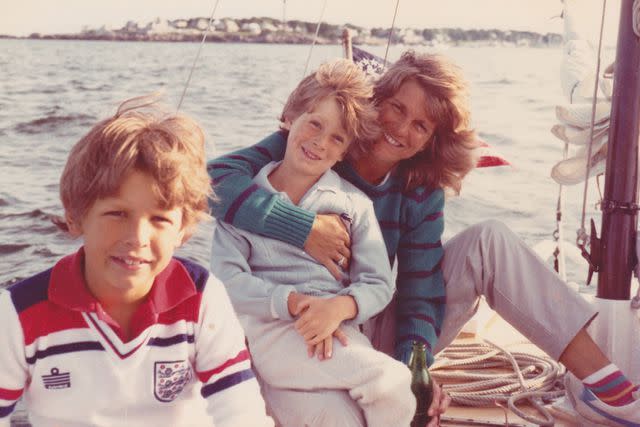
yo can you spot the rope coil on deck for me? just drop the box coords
[432,339,565,426]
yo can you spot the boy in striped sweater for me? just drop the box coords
[0,96,273,427]
[210,59,415,427]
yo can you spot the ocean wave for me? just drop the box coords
[14,113,95,135]
[0,243,30,255]
[0,277,21,289]
[70,79,113,92]
[0,193,19,207]
[32,247,61,257]
[0,208,51,220]
[40,85,68,94]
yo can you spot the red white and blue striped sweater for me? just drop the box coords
[208,131,445,365]
[0,249,272,427]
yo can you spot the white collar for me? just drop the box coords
[254,161,341,204]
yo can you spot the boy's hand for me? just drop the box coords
[287,292,303,317]
[306,327,349,360]
[304,214,351,280]
[294,295,357,344]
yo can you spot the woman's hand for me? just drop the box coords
[304,214,351,280]
[425,378,450,427]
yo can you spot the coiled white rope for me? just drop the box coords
[431,339,564,426]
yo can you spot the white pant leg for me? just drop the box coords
[261,382,366,427]
[434,219,597,359]
[246,320,414,427]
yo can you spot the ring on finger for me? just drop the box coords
[337,256,346,267]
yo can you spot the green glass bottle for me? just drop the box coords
[408,341,433,427]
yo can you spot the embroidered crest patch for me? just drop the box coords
[154,360,192,402]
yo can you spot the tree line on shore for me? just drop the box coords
[3,16,562,47]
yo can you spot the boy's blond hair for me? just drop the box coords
[280,59,379,156]
[59,95,212,233]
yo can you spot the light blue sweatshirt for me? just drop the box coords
[211,162,394,327]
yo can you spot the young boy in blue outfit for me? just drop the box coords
[0,96,273,427]
[210,59,415,427]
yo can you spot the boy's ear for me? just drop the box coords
[66,214,83,237]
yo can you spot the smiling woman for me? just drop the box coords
[363,51,477,193]
[360,79,437,184]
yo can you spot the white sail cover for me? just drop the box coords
[551,0,613,186]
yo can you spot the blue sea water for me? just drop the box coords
[0,39,606,288]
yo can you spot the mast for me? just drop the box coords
[342,28,353,61]
[597,0,640,299]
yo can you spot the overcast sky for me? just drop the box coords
[1,0,621,39]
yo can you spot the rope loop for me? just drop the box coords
[431,339,565,426]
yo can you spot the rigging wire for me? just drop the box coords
[176,0,222,112]
[301,0,329,78]
[383,0,401,67]
[576,0,608,250]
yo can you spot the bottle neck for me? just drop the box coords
[409,343,427,369]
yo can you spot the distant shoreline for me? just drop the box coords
[0,32,563,48]
[0,16,563,48]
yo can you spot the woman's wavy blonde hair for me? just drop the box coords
[373,51,477,193]
[280,58,379,156]
[58,94,212,234]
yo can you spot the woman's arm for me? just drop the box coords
[337,196,394,325]
[293,196,393,345]
[208,131,314,247]
[394,188,446,366]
